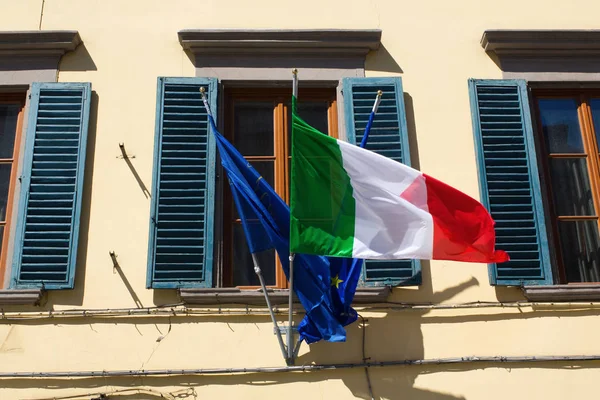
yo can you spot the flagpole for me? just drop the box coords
[253,254,288,361]
[200,86,288,362]
[359,90,382,149]
[287,69,299,365]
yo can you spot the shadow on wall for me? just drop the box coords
[3,306,600,398]
[365,44,403,74]
[58,43,98,72]
[295,273,476,400]
[5,357,600,400]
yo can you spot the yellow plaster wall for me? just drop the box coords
[1,0,599,399]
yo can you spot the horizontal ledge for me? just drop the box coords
[523,284,600,301]
[0,30,81,56]
[178,29,381,57]
[481,29,600,57]
[179,286,390,306]
[0,289,44,305]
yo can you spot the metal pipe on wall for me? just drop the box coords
[0,355,599,379]
[2,301,600,321]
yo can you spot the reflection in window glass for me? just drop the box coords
[0,105,18,159]
[538,98,583,153]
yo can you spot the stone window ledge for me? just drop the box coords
[523,284,600,301]
[0,289,44,305]
[180,287,390,306]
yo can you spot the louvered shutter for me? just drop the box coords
[342,77,421,286]
[469,79,553,285]
[146,77,217,288]
[11,82,91,289]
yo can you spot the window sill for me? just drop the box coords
[179,287,390,306]
[523,284,600,301]
[0,289,43,305]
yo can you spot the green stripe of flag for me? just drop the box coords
[290,95,356,257]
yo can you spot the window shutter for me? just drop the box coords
[469,79,552,285]
[11,82,92,289]
[342,77,421,286]
[147,77,217,288]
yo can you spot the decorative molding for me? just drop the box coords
[0,30,81,57]
[0,289,43,305]
[179,29,380,80]
[0,31,81,85]
[482,30,600,57]
[523,285,600,301]
[179,287,390,306]
[178,29,381,57]
[481,30,600,80]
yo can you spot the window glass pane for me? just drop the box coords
[0,164,12,221]
[559,220,600,283]
[0,226,4,261]
[0,104,19,159]
[288,101,330,153]
[589,98,600,152]
[234,101,274,156]
[538,98,583,153]
[232,224,276,286]
[549,158,594,216]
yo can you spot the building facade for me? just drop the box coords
[1,1,600,399]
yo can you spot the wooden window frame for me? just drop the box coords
[222,87,338,289]
[533,89,600,284]
[0,94,26,287]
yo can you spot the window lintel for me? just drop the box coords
[178,29,381,58]
[0,30,81,57]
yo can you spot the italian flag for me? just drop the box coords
[290,98,509,263]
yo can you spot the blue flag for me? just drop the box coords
[206,114,363,343]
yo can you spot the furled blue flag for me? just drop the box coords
[205,113,363,343]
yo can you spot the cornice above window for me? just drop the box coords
[481,30,600,80]
[0,31,82,85]
[178,29,381,57]
[178,29,382,81]
[0,30,81,56]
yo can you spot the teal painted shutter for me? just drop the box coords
[147,77,217,288]
[343,77,421,286]
[469,79,553,285]
[11,82,92,289]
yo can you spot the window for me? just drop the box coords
[533,91,600,283]
[223,88,337,288]
[0,95,25,287]
[148,76,419,290]
[471,80,600,286]
[4,83,92,290]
